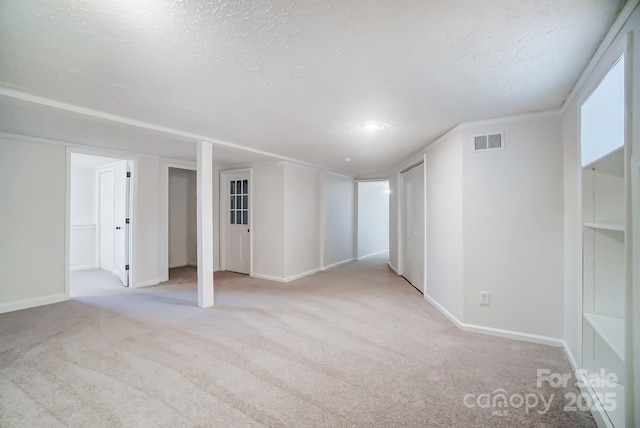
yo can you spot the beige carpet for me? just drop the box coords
[0,254,594,427]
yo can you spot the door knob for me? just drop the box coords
[247,229,250,232]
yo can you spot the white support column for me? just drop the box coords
[197,141,214,307]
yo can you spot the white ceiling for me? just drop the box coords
[0,0,623,176]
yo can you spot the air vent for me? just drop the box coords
[474,133,504,151]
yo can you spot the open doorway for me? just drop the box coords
[69,153,132,297]
[168,167,197,282]
[356,180,390,260]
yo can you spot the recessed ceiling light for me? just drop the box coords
[344,157,351,162]
[363,122,381,131]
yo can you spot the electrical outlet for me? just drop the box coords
[480,292,491,306]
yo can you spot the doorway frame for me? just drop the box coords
[219,168,253,276]
[354,178,390,261]
[65,147,137,297]
[398,156,427,295]
[163,162,197,280]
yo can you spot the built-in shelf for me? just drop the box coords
[583,222,625,232]
[584,313,625,361]
[582,146,624,177]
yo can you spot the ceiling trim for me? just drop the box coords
[0,87,333,173]
[560,0,639,114]
[0,131,159,159]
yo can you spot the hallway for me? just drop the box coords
[1,255,593,427]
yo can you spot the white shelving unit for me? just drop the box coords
[579,52,628,427]
[581,138,626,428]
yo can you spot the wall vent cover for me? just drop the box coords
[474,133,504,151]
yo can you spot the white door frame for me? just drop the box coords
[65,147,137,297]
[354,178,390,261]
[219,168,253,276]
[398,157,427,294]
[164,162,197,278]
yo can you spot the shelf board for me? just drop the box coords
[582,146,624,177]
[584,313,625,361]
[583,222,625,232]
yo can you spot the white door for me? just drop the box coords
[99,169,115,272]
[113,161,130,286]
[401,163,425,292]
[224,172,250,274]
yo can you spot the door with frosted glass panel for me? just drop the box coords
[225,173,250,274]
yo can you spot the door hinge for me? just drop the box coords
[125,218,130,224]
[125,264,130,271]
[126,172,131,178]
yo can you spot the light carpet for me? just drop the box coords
[0,254,594,427]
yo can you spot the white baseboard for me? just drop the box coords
[388,262,399,275]
[424,293,563,347]
[321,258,353,271]
[188,262,198,267]
[133,278,163,288]
[357,249,389,260]
[562,341,614,428]
[70,264,98,272]
[562,341,579,372]
[283,268,321,282]
[251,273,286,282]
[0,293,68,314]
[252,267,321,283]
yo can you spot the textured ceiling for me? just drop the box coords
[0,0,623,176]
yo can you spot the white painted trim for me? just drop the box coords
[354,176,390,182]
[357,249,389,260]
[424,293,563,347]
[388,262,399,275]
[252,267,322,283]
[325,170,355,180]
[133,278,163,288]
[562,341,615,428]
[0,293,68,314]
[7,132,159,159]
[70,265,98,272]
[321,258,354,271]
[561,0,640,114]
[562,341,579,373]
[283,268,321,282]
[251,273,286,282]
[65,147,71,299]
[70,224,96,230]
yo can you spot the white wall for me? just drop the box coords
[462,115,564,339]
[70,165,96,270]
[252,161,285,279]
[168,168,196,268]
[0,138,67,312]
[251,161,354,281]
[425,132,464,321]
[323,172,354,268]
[357,181,389,259]
[389,113,565,341]
[283,163,321,279]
